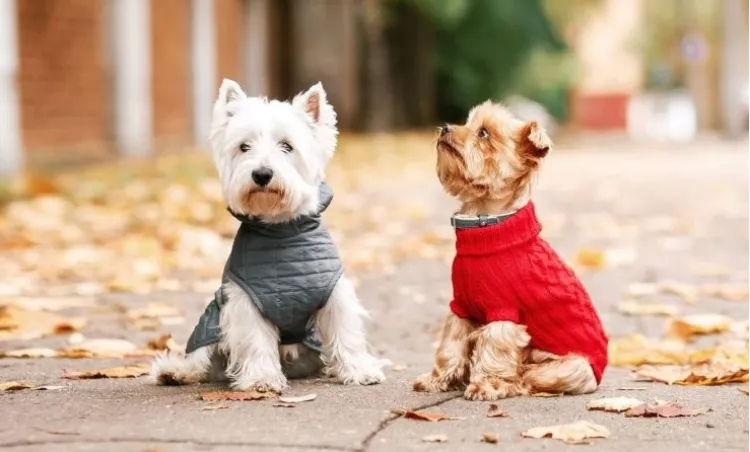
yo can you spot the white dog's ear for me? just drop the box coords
[293,82,336,128]
[215,78,246,117]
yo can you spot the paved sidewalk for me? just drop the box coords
[1,139,748,451]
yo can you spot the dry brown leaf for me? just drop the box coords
[531,392,563,398]
[58,338,157,359]
[666,314,733,341]
[739,387,749,395]
[1,347,59,358]
[521,420,609,444]
[701,283,749,302]
[586,397,644,413]
[0,305,86,341]
[2,296,96,312]
[146,334,179,352]
[624,401,708,418]
[658,281,698,304]
[575,248,606,269]
[63,363,150,379]
[278,393,317,403]
[201,391,278,401]
[0,381,32,391]
[487,403,510,418]
[126,302,181,320]
[31,385,64,391]
[617,300,680,317]
[481,433,499,444]
[201,404,229,411]
[634,364,749,386]
[422,434,448,443]
[390,409,452,422]
[608,334,720,367]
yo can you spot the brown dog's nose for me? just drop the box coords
[439,124,451,136]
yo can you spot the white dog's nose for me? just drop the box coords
[251,167,274,187]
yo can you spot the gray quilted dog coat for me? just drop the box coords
[185,182,343,354]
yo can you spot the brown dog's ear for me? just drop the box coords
[518,121,551,158]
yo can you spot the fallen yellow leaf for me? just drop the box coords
[701,283,749,302]
[0,305,86,341]
[617,300,680,317]
[634,364,748,386]
[575,248,606,270]
[521,420,610,444]
[0,381,32,391]
[586,397,644,413]
[63,364,150,379]
[666,314,733,341]
[1,347,58,358]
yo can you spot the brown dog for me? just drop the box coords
[413,101,608,400]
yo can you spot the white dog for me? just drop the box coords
[151,79,385,391]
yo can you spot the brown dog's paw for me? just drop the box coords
[464,379,524,401]
[413,373,463,393]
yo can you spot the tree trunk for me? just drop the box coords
[360,0,394,132]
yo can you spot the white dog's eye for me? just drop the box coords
[279,140,294,154]
[478,128,489,139]
[239,143,251,153]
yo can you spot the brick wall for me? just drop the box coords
[17,0,110,153]
[151,0,191,144]
[215,0,245,88]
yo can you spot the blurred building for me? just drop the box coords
[0,0,746,176]
[0,0,359,175]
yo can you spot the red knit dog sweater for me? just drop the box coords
[449,202,608,383]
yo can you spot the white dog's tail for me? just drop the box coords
[150,346,214,386]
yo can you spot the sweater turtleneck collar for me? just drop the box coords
[454,202,542,256]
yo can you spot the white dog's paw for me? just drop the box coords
[329,354,386,386]
[150,352,206,386]
[230,373,288,393]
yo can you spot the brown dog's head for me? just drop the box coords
[435,101,551,209]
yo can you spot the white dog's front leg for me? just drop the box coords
[220,281,287,392]
[316,276,385,385]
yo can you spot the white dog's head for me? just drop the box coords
[209,79,338,222]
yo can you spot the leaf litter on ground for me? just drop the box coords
[390,409,460,422]
[487,403,510,418]
[521,420,610,445]
[278,393,317,404]
[63,363,150,379]
[624,401,708,418]
[586,397,644,413]
[200,391,278,401]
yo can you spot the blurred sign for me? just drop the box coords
[680,33,709,63]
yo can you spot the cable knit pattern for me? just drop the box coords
[449,202,609,383]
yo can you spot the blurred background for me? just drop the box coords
[0,0,747,174]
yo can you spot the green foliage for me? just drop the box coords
[390,0,603,122]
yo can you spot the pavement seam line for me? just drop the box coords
[0,438,356,451]
[358,393,463,451]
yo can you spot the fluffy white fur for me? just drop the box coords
[151,79,384,390]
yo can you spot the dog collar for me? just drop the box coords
[450,212,515,229]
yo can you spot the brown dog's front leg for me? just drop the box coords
[413,313,475,393]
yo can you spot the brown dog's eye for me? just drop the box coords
[478,128,489,139]
[279,140,294,154]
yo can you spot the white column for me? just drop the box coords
[0,0,23,176]
[111,0,152,156]
[719,0,748,138]
[191,0,216,146]
[244,0,269,96]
